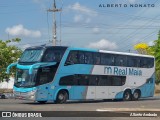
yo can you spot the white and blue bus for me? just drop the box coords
[7,46,155,103]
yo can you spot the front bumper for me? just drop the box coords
[14,90,36,101]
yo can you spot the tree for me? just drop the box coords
[0,38,22,82]
[134,43,149,54]
[134,30,160,84]
[151,30,160,84]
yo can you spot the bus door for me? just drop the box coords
[36,83,49,101]
[36,66,55,101]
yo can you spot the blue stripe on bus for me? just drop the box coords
[14,86,36,92]
[52,64,94,100]
[138,73,155,97]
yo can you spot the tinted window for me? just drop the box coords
[101,53,114,65]
[88,76,97,86]
[84,52,93,64]
[115,55,127,66]
[101,53,107,65]
[140,57,154,68]
[66,51,78,64]
[36,66,56,85]
[77,75,89,86]
[42,49,65,62]
[127,56,140,67]
[59,74,126,86]
[112,76,122,86]
[93,53,101,64]
[79,51,85,64]
[59,75,79,85]
[98,76,108,86]
[147,58,154,68]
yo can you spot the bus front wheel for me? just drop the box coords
[123,90,132,101]
[55,90,68,104]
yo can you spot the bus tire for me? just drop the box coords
[37,101,47,104]
[55,90,68,104]
[132,90,141,101]
[123,90,132,101]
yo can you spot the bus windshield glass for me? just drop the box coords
[15,69,37,87]
[19,49,43,63]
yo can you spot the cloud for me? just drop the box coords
[87,39,118,50]
[85,18,91,23]
[5,24,41,38]
[68,2,97,17]
[92,27,100,34]
[74,15,83,23]
[68,2,97,23]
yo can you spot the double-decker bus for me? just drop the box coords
[7,46,155,103]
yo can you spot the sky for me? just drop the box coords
[0,0,160,52]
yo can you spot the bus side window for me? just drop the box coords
[146,58,154,68]
[127,56,140,67]
[148,58,154,68]
[43,49,55,62]
[77,75,89,86]
[112,76,122,86]
[88,76,97,86]
[66,51,78,65]
[79,51,85,64]
[140,57,148,68]
[101,53,107,65]
[115,55,127,67]
[93,53,100,65]
[84,52,93,64]
[98,76,108,86]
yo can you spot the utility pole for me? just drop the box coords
[47,0,62,46]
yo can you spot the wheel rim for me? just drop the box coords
[134,92,139,99]
[125,92,130,100]
[58,94,64,100]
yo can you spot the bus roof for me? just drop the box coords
[68,47,154,58]
[24,46,154,58]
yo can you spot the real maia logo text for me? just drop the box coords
[104,67,142,76]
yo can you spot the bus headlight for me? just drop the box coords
[30,89,37,95]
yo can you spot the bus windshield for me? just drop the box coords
[19,49,43,63]
[15,69,37,88]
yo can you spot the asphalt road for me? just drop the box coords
[0,96,160,120]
